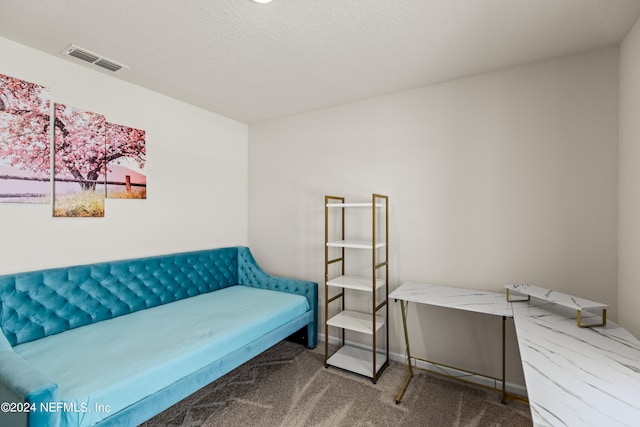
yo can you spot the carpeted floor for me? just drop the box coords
[142,341,532,427]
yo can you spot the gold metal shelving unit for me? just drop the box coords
[324,194,389,383]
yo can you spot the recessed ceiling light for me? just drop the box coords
[252,0,273,3]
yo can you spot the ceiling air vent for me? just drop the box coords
[67,48,99,63]
[61,44,128,72]
[94,59,122,72]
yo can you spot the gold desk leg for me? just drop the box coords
[395,300,414,404]
[577,309,607,328]
[502,316,506,404]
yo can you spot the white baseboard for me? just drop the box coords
[318,333,528,398]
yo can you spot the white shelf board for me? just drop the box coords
[326,310,385,334]
[326,345,387,378]
[326,202,385,208]
[327,275,386,292]
[326,240,386,249]
[505,284,608,311]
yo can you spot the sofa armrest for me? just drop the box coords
[237,247,318,348]
[0,350,59,427]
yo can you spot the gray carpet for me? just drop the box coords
[142,341,532,426]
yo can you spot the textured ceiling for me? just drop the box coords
[1,0,639,123]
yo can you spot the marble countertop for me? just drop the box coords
[511,300,640,426]
[389,282,513,317]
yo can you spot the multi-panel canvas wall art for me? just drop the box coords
[0,73,51,203]
[1,69,147,217]
[106,123,146,199]
[53,103,106,217]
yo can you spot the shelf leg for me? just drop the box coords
[502,315,506,404]
[577,309,607,328]
[505,288,530,303]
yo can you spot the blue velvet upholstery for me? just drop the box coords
[238,247,317,347]
[0,247,240,347]
[0,246,317,427]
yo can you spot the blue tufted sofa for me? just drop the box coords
[0,246,317,427]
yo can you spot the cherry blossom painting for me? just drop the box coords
[0,73,51,203]
[2,71,148,216]
[105,122,146,199]
[53,103,106,217]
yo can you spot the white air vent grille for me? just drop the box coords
[94,59,122,72]
[61,44,128,72]
[68,49,99,63]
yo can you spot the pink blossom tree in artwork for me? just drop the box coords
[0,73,50,178]
[53,105,147,215]
[2,72,147,210]
[105,122,146,198]
[53,107,146,193]
[53,104,106,191]
[106,123,145,169]
[54,104,146,190]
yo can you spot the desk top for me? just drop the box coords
[389,282,513,317]
[512,300,640,426]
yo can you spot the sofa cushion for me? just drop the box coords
[12,285,309,427]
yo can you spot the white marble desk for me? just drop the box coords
[512,300,640,426]
[390,282,513,403]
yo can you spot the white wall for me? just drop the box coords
[249,47,619,386]
[0,36,248,274]
[619,18,640,338]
